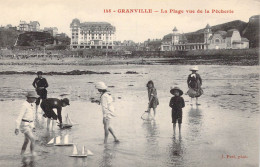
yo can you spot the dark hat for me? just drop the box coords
[62,98,70,105]
[170,87,183,96]
[37,71,43,75]
[25,91,39,98]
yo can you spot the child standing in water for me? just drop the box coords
[95,82,119,144]
[15,91,38,156]
[187,66,203,105]
[169,87,185,136]
[146,80,159,120]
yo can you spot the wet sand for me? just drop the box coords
[0,65,259,167]
[0,54,258,66]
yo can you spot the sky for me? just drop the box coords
[0,0,259,42]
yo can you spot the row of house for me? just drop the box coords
[2,19,250,50]
[161,24,249,51]
[17,21,59,37]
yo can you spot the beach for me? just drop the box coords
[0,64,259,167]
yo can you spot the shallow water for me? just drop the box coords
[0,65,259,167]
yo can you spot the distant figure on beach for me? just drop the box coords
[40,98,70,130]
[146,80,159,120]
[187,66,203,105]
[95,82,119,144]
[15,91,38,156]
[169,87,185,136]
[32,71,48,112]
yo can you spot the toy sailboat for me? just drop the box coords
[69,145,88,157]
[47,134,74,146]
[58,114,79,129]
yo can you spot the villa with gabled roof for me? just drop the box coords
[161,24,249,51]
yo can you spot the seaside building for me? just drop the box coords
[44,27,58,37]
[208,29,249,49]
[18,21,40,32]
[161,24,249,51]
[70,18,116,49]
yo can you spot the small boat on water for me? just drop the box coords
[69,145,94,157]
[47,134,74,146]
[58,113,79,129]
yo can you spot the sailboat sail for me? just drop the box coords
[82,146,85,155]
[69,145,88,157]
[64,134,69,144]
[47,138,54,145]
[72,144,78,155]
[55,136,61,144]
[87,149,94,156]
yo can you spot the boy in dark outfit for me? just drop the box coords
[32,71,48,112]
[40,98,70,130]
[169,87,185,136]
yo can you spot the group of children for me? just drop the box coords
[14,65,202,156]
[14,72,120,156]
[146,66,203,135]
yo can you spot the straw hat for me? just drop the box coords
[26,91,39,98]
[95,82,108,90]
[189,66,199,71]
[170,87,183,96]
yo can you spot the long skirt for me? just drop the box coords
[187,88,203,98]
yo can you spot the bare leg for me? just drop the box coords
[51,120,55,131]
[21,135,29,155]
[173,123,176,136]
[108,127,119,142]
[47,118,51,130]
[178,123,181,135]
[25,131,36,156]
[196,97,199,105]
[153,108,156,119]
[190,98,193,105]
[103,118,109,144]
[147,108,152,120]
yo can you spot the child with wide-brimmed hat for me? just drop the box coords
[187,66,203,105]
[95,82,119,144]
[169,87,185,136]
[15,91,39,156]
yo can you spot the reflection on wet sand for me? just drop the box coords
[21,156,35,167]
[187,106,203,140]
[142,121,160,157]
[71,156,87,167]
[167,136,184,167]
[99,144,118,167]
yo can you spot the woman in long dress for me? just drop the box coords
[187,66,203,105]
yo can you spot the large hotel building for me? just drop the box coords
[70,18,116,49]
